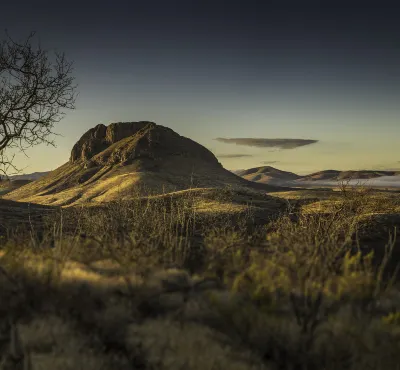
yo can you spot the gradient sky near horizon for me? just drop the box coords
[2,0,400,175]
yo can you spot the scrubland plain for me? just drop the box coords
[1,182,400,370]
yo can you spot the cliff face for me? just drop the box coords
[69,121,220,168]
[69,122,154,163]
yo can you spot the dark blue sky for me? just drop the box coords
[3,0,400,173]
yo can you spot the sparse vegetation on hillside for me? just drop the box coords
[0,184,399,369]
[3,122,292,206]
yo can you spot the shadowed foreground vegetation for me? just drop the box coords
[0,185,400,369]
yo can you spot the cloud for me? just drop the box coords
[261,161,279,164]
[215,138,318,149]
[217,154,253,158]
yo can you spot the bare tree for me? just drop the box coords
[0,31,77,176]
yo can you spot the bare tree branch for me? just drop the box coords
[0,30,78,174]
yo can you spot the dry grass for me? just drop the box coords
[3,151,286,206]
[0,183,399,369]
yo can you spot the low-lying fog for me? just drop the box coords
[294,175,400,188]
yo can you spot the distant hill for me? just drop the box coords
[1,171,50,182]
[234,167,400,188]
[298,170,399,182]
[235,166,301,185]
[0,179,34,196]
[297,170,341,181]
[4,122,290,206]
[0,172,50,195]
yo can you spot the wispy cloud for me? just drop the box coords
[261,161,279,164]
[217,154,253,158]
[215,138,318,149]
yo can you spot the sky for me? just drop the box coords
[2,0,400,175]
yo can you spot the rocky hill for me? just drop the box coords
[4,122,288,206]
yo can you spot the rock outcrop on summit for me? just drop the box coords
[69,122,219,167]
[4,122,288,206]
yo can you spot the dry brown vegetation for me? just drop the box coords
[0,184,400,369]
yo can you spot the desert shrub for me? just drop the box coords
[201,188,400,369]
[317,180,400,215]
[0,185,400,369]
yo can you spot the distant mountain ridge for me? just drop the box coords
[232,166,400,187]
[1,172,50,182]
[299,170,399,182]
